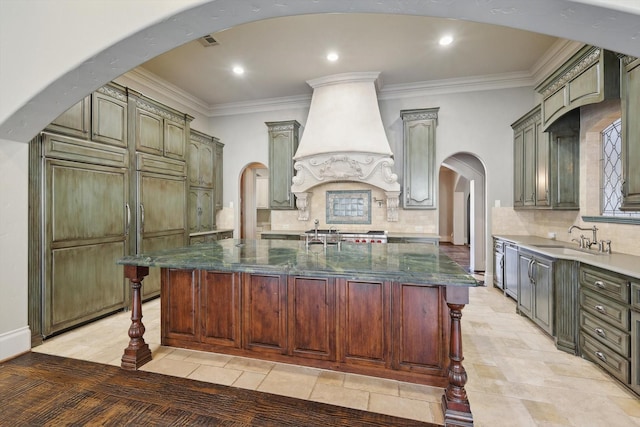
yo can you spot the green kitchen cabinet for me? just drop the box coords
[400,108,439,209]
[536,45,620,130]
[30,132,130,338]
[189,187,214,233]
[91,84,128,148]
[188,129,217,235]
[621,56,640,210]
[512,105,579,210]
[46,96,91,139]
[135,154,188,299]
[266,120,299,210]
[518,249,554,336]
[129,90,192,161]
[214,138,224,211]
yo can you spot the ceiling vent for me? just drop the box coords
[198,34,218,47]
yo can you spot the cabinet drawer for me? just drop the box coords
[580,265,630,303]
[580,289,629,330]
[631,282,640,311]
[580,310,629,356]
[580,333,630,384]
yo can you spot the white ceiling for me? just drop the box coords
[139,13,561,108]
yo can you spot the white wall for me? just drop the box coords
[2,0,640,362]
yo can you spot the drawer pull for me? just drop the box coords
[594,280,605,289]
[594,328,606,337]
[594,304,606,313]
[595,351,607,362]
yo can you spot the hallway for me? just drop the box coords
[32,245,640,426]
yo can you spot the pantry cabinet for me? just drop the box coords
[187,130,218,235]
[400,108,439,209]
[620,56,640,210]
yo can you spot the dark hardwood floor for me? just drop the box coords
[0,352,440,427]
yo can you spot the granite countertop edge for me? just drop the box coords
[493,234,640,279]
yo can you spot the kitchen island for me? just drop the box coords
[118,239,477,426]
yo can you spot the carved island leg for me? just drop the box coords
[442,287,473,427]
[121,265,152,370]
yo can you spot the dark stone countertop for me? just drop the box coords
[118,239,477,287]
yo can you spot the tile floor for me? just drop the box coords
[33,285,640,426]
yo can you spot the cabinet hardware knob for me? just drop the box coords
[595,327,606,337]
[594,280,605,289]
[594,304,606,313]
[595,351,606,362]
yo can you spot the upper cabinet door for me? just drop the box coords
[164,118,187,161]
[135,108,164,155]
[47,96,91,139]
[214,139,224,211]
[621,57,640,210]
[91,84,128,148]
[401,108,439,209]
[267,121,299,210]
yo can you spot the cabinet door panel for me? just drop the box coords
[48,160,127,243]
[518,253,534,317]
[199,143,214,188]
[269,130,296,209]
[46,242,125,335]
[523,124,536,206]
[393,284,446,372]
[201,271,241,347]
[403,119,436,208]
[533,260,553,335]
[164,119,186,160]
[535,121,550,206]
[188,189,200,234]
[162,269,198,341]
[214,142,224,210]
[139,172,186,234]
[48,97,90,139]
[289,277,335,360]
[199,189,214,231]
[92,91,127,147]
[135,109,163,155]
[244,274,287,353]
[513,131,524,207]
[340,279,389,367]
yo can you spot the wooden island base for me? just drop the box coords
[120,266,473,426]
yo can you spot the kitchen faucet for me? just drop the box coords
[568,225,597,249]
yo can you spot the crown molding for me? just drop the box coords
[117,67,210,113]
[207,94,312,117]
[530,39,585,87]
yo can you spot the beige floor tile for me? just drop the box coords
[183,350,233,367]
[139,356,199,378]
[316,370,345,386]
[187,364,242,386]
[368,392,434,423]
[398,382,443,402]
[521,399,571,425]
[232,371,266,390]
[343,373,399,396]
[224,356,275,374]
[309,382,369,411]
[257,364,319,399]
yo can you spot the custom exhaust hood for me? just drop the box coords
[291,72,401,222]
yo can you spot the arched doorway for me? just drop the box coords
[440,153,486,273]
[239,162,268,239]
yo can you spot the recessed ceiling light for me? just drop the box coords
[327,52,339,62]
[232,65,245,75]
[439,35,453,46]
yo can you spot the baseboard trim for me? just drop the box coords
[0,326,31,363]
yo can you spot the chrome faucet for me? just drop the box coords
[568,225,597,249]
